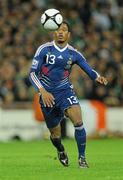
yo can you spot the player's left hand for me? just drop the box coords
[95,76,108,85]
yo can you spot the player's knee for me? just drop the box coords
[50,132,61,139]
[50,127,61,139]
[66,105,82,123]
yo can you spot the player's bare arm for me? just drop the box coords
[39,87,55,107]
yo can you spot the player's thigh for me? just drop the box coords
[49,124,61,138]
[40,96,64,129]
[65,104,83,125]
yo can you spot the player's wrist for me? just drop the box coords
[39,87,46,94]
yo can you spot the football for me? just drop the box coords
[41,9,63,30]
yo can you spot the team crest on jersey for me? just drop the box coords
[32,59,39,69]
[67,60,72,65]
[64,58,72,70]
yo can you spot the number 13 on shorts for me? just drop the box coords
[67,96,79,105]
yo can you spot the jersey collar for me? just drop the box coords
[53,41,68,52]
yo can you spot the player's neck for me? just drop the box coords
[54,40,68,49]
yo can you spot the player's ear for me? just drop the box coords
[53,31,56,39]
[68,32,70,39]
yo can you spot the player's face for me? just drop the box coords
[54,23,70,44]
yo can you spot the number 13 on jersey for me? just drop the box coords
[46,54,56,64]
[67,96,78,105]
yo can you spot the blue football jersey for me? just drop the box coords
[29,41,100,92]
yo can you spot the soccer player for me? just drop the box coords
[29,21,108,168]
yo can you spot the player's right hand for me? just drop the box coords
[39,87,55,107]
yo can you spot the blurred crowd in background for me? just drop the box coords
[0,0,123,106]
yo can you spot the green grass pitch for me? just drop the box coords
[0,138,123,180]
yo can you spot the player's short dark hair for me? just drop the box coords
[62,20,71,32]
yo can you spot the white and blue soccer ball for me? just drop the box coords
[41,9,63,30]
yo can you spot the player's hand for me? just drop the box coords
[95,76,108,85]
[39,87,55,107]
